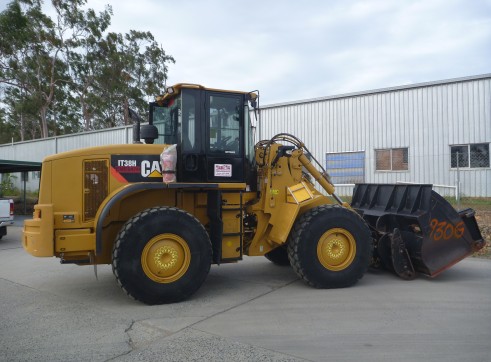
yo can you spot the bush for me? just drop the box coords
[0,174,18,197]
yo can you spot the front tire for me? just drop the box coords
[112,207,212,304]
[288,205,372,288]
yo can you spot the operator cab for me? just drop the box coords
[148,84,257,185]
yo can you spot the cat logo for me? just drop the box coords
[111,155,162,183]
[141,160,162,178]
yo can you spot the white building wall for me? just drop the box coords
[1,126,134,161]
[259,75,491,197]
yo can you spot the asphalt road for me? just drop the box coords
[1,224,490,362]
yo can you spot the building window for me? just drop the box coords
[451,143,490,168]
[375,148,408,171]
[326,151,365,183]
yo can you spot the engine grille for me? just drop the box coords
[83,160,108,221]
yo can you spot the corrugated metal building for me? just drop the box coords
[259,74,490,197]
[1,74,490,196]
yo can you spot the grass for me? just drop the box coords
[453,198,491,211]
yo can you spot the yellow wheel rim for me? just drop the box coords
[317,228,356,271]
[141,233,191,283]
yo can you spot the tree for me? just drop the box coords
[0,106,17,144]
[87,30,174,129]
[0,0,72,138]
[0,0,175,139]
[3,86,42,140]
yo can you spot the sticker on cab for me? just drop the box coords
[214,164,232,177]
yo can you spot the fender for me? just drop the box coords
[95,182,219,255]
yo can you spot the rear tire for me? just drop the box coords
[288,205,372,288]
[112,207,212,304]
[264,245,290,266]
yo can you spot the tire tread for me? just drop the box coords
[111,206,211,304]
[287,204,372,288]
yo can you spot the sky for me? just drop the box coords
[2,0,491,105]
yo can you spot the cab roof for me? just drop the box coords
[156,83,253,103]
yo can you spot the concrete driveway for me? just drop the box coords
[1,224,490,362]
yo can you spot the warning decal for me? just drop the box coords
[111,155,162,183]
[214,164,232,177]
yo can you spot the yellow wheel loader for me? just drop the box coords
[23,84,484,304]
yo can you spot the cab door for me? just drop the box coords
[179,89,207,182]
[206,92,245,182]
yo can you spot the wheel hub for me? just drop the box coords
[317,228,356,271]
[154,246,179,270]
[141,234,191,283]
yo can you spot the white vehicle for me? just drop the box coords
[0,198,14,239]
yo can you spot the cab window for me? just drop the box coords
[208,95,241,155]
[181,90,199,152]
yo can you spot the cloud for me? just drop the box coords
[8,0,490,105]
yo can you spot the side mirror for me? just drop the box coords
[140,125,158,144]
[128,107,158,144]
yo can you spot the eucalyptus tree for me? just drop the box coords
[1,0,94,138]
[90,30,175,129]
[0,0,174,139]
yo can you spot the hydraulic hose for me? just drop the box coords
[259,133,346,206]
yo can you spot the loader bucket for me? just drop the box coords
[351,184,485,279]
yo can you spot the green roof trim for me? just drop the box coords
[0,159,42,173]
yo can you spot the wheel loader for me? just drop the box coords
[23,84,485,304]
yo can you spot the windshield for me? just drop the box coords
[150,95,181,144]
